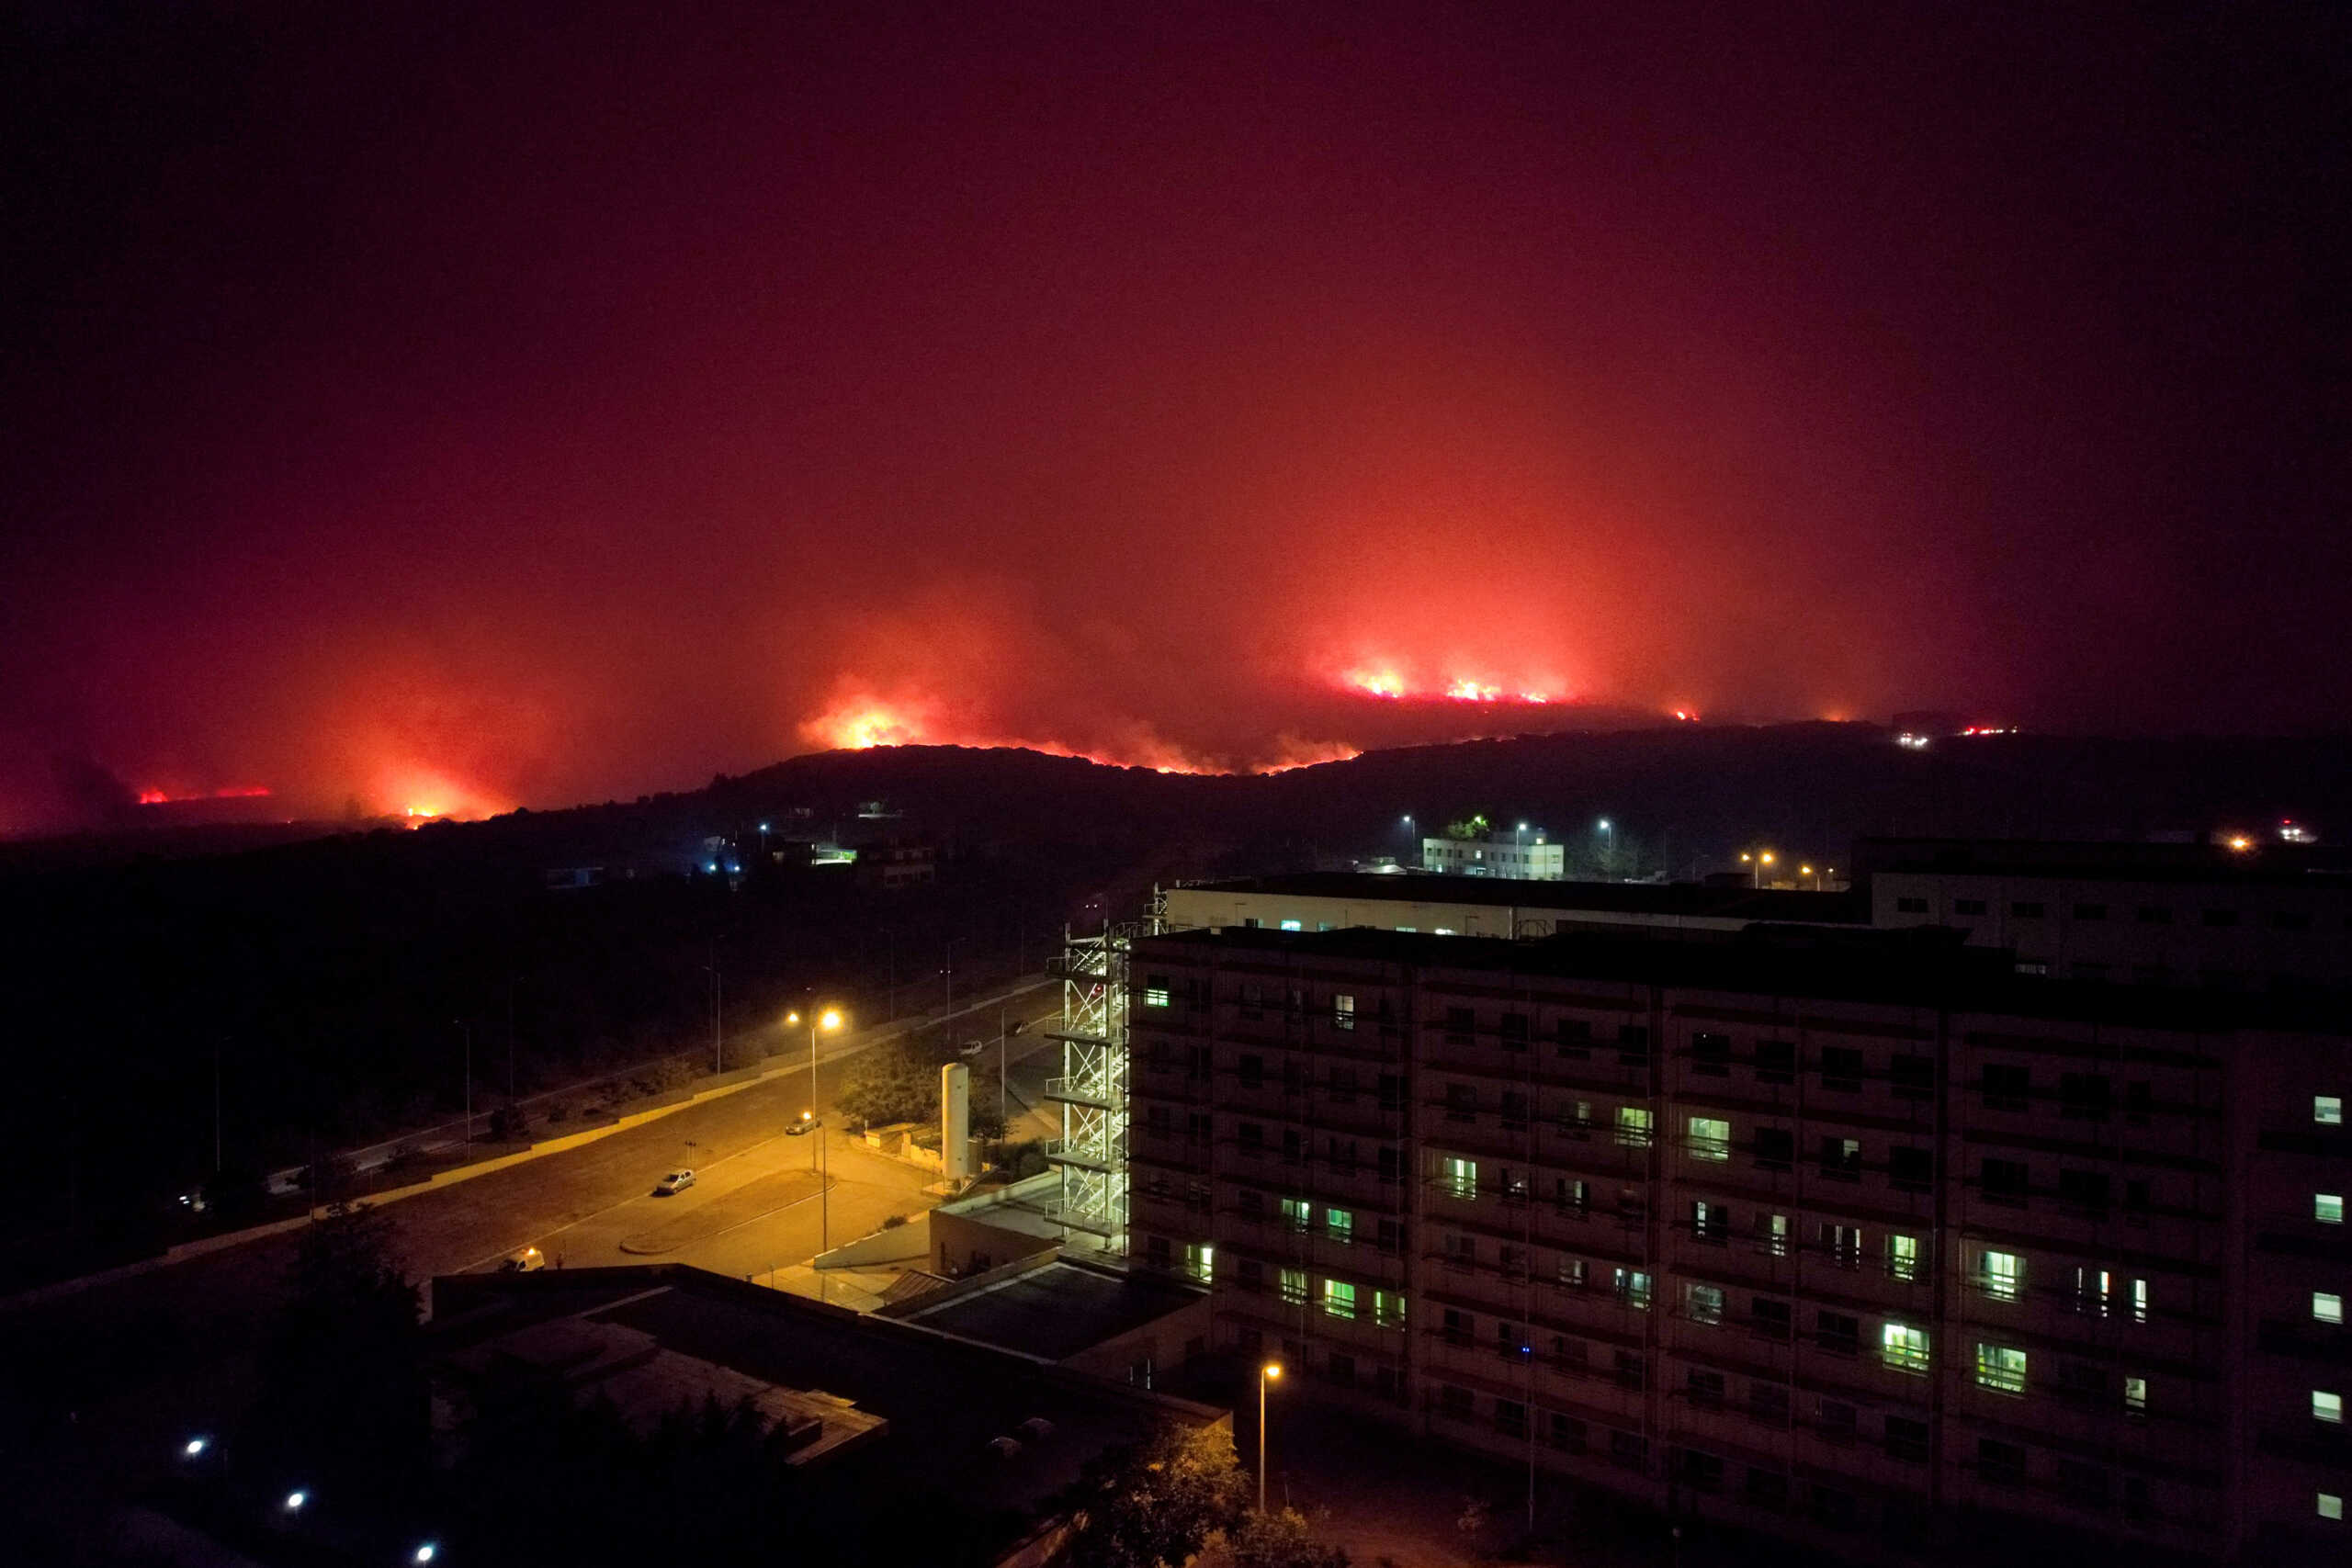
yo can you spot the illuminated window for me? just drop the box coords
[1981,1250,2023,1301]
[1686,1283,1724,1325]
[1687,1116,1731,1161]
[1614,1269,1651,1310]
[2316,1391,2344,1424]
[2322,1494,2345,1521]
[1326,1207,1353,1244]
[1615,1107,1654,1148]
[1280,1197,1312,1234]
[2317,1292,2345,1325]
[1332,994,1355,1031]
[1279,1267,1307,1304]
[2321,1193,2345,1224]
[1440,1156,1477,1201]
[1183,1243,1214,1283]
[2123,1376,2147,1413]
[1144,985,1170,1008]
[1882,1323,1930,1375]
[1374,1290,1408,1327]
[2131,1276,2150,1324]
[1758,1213,1790,1256]
[1886,1234,1920,1282]
[1323,1280,1358,1319]
[2319,1095,2345,1125]
[1279,919,1302,931]
[2075,1267,2112,1317]
[1974,1343,2027,1393]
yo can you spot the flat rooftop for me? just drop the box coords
[432,1267,1224,1526]
[1169,871,1863,923]
[1135,923,2352,1032]
[898,1258,1205,1361]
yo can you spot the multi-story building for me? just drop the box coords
[1125,924,2351,1563]
[1862,838,2352,992]
[1422,832,1566,880]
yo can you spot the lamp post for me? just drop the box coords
[1258,1361,1282,1513]
[455,1021,471,1143]
[788,1008,844,1253]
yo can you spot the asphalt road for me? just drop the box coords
[0,981,1067,1539]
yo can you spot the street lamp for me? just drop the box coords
[1758,851,1775,888]
[788,1008,844,1252]
[1258,1361,1282,1513]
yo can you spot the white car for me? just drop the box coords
[654,1169,695,1195]
[501,1246,545,1272]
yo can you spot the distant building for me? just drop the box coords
[1423,833,1565,879]
[1125,921,2352,1565]
[855,838,937,890]
[1861,837,2352,993]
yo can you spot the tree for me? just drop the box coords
[246,1201,429,1495]
[1224,1508,1351,1568]
[1063,1422,1250,1568]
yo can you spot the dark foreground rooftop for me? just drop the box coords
[432,1265,1225,1527]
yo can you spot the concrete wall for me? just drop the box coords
[814,1213,931,1269]
[1058,1288,1215,1388]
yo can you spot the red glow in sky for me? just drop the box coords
[0,6,2343,834]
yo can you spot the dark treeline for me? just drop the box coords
[0,821,1095,1269]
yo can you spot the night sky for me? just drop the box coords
[3,3,2345,830]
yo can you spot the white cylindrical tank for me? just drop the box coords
[941,1061,972,1181]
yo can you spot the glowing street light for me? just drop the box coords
[789,1008,846,1249]
[413,1545,439,1564]
[283,1490,308,1513]
[182,1436,209,1458]
[1258,1361,1283,1513]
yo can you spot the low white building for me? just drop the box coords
[1421,833,1565,879]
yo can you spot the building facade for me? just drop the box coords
[1125,925,2351,1562]
[1862,839,2352,993]
[1422,833,1566,880]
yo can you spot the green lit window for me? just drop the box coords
[1981,1249,2023,1301]
[1326,1207,1354,1244]
[1887,1234,1920,1281]
[2318,1292,2345,1325]
[1882,1323,1930,1374]
[1615,1107,1654,1148]
[2123,1376,2147,1413]
[1614,1269,1651,1310]
[1974,1343,2027,1393]
[1279,1267,1307,1304]
[1374,1290,1408,1327]
[1685,1283,1724,1325]
[1441,1156,1477,1201]
[1183,1243,1214,1283]
[2319,1193,2345,1224]
[1687,1116,1730,1161]
[1323,1280,1358,1319]
[1280,1197,1312,1233]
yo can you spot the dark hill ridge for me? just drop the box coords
[8,724,2348,880]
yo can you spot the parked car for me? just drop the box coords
[654,1169,695,1195]
[957,1039,987,1058]
[785,1114,820,1136]
[500,1246,545,1273]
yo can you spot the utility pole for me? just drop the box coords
[457,1020,472,1143]
[998,1002,1008,1132]
[212,1043,222,1173]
